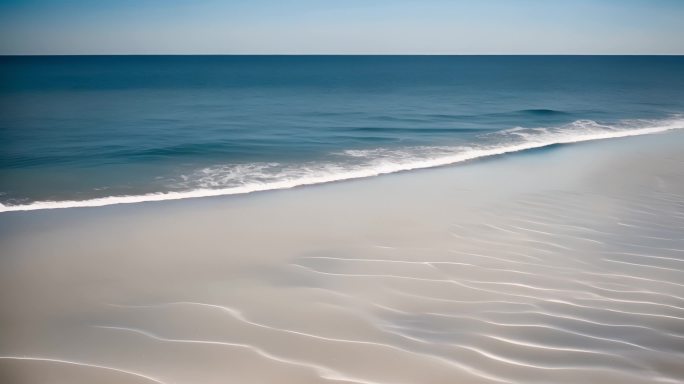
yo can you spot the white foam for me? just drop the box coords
[1,117,682,213]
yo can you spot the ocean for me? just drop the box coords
[2,55,684,383]
[1,55,683,211]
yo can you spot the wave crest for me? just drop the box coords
[1,116,682,212]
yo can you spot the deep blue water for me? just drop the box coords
[1,56,683,210]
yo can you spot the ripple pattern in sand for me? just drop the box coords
[3,140,684,384]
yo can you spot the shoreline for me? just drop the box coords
[2,118,683,213]
[1,131,683,383]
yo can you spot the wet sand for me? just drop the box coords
[1,132,683,384]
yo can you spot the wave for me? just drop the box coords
[349,127,481,133]
[516,109,569,116]
[1,116,682,213]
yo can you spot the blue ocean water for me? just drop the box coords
[1,56,683,210]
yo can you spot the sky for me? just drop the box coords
[0,0,682,55]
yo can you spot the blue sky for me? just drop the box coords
[0,0,682,54]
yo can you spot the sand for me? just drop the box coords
[1,131,683,384]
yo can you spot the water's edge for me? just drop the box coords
[2,118,682,213]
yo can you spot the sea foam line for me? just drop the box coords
[1,118,682,213]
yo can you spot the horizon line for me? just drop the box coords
[2,53,683,57]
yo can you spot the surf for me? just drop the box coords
[1,116,683,213]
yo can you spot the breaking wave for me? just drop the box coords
[1,116,682,213]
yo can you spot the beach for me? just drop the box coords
[1,131,683,383]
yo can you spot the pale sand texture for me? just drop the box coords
[1,131,683,383]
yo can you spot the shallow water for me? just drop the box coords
[1,132,683,383]
[1,56,683,210]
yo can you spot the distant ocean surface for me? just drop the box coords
[1,56,683,211]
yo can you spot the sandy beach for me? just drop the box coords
[1,131,683,384]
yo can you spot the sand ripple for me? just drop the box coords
[2,134,683,383]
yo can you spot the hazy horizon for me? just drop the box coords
[2,54,684,57]
[1,0,683,55]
